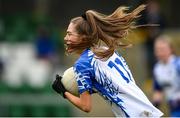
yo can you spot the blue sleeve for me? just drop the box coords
[74,61,94,94]
[153,75,163,91]
[175,57,180,75]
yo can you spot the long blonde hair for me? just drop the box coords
[70,4,146,59]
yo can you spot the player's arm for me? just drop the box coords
[65,61,95,112]
[153,90,163,106]
[52,75,92,112]
[65,91,92,112]
[152,76,163,107]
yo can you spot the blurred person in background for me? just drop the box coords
[139,0,166,78]
[153,35,180,117]
[35,26,57,65]
[52,4,163,117]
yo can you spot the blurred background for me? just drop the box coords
[0,0,179,117]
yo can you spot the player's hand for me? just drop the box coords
[52,74,66,98]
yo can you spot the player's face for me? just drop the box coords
[154,40,172,62]
[64,23,82,53]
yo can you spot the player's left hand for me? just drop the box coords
[52,74,67,98]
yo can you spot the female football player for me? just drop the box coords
[52,4,163,117]
[153,35,180,117]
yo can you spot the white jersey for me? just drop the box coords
[153,55,180,101]
[74,49,163,117]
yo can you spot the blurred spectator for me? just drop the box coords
[35,26,57,64]
[152,35,180,117]
[139,0,166,78]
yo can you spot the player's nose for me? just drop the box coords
[64,36,69,43]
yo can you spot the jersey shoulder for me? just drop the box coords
[74,49,94,67]
[173,56,180,75]
[74,49,94,76]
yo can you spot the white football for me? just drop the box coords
[61,67,79,96]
